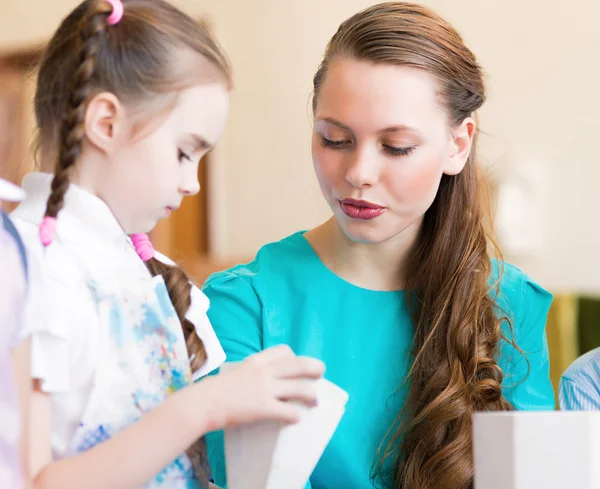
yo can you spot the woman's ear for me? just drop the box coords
[444,117,475,175]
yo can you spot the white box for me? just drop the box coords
[224,376,348,489]
[473,412,600,489]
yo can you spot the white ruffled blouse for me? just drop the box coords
[11,173,225,459]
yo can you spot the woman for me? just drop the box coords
[204,3,555,488]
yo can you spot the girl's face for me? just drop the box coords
[312,59,473,246]
[98,83,230,234]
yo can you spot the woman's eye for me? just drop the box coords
[320,135,349,149]
[384,145,416,157]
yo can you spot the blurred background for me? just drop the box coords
[1,0,599,401]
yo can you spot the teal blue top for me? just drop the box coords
[203,232,555,489]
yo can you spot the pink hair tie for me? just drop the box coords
[131,233,155,262]
[106,0,124,26]
[39,217,57,247]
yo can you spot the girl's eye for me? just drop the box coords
[178,149,192,162]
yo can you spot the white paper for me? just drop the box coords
[473,412,600,489]
[223,370,348,489]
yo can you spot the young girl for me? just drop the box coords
[203,3,555,489]
[1,178,30,489]
[10,1,324,488]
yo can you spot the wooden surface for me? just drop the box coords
[0,47,40,211]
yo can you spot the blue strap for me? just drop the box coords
[2,211,28,279]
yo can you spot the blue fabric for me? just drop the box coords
[560,347,600,410]
[2,211,27,279]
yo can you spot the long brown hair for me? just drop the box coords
[35,1,231,482]
[313,3,513,488]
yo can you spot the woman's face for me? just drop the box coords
[312,58,473,246]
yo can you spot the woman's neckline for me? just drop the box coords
[295,230,406,295]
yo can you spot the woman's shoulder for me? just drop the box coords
[492,261,555,409]
[492,259,552,312]
[204,231,313,289]
[200,233,317,356]
[491,260,553,350]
